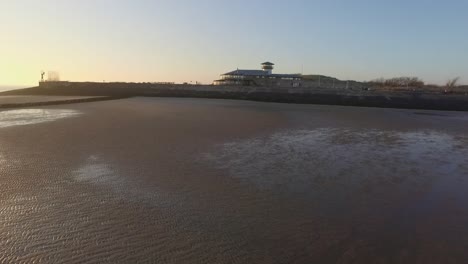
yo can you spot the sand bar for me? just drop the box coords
[0,95,120,108]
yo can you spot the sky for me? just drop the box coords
[1,0,467,87]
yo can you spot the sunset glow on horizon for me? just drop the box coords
[1,0,468,87]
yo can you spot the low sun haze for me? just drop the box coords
[1,0,467,87]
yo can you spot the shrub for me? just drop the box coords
[369,77,424,88]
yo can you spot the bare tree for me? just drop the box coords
[446,77,460,89]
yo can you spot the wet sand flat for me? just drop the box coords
[0,97,468,263]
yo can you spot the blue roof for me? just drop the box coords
[223,70,268,76]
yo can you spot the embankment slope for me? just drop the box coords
[2,82,468,111]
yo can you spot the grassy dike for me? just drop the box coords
[2,82,468,111]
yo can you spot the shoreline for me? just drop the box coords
[1,82,468,111]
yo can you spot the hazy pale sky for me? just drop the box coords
[1,0,467,86]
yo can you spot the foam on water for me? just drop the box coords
[0,109,81,128]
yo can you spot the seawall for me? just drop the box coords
[2,82,468,111]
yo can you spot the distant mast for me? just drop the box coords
[261,62,274,75]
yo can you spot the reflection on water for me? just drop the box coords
[0,109,81,128]
[73,156,118,184]
[72,155,166,206]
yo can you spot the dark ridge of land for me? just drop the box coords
[0,95,129,109]
[2,82,468,111]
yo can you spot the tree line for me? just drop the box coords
[369,77,464,90]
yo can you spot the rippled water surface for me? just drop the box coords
[1,98,468,263]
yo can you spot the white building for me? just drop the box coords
[214,62,302,87]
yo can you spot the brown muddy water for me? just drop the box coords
[0,97,467,263]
